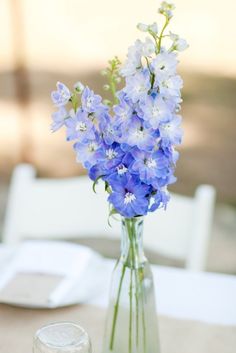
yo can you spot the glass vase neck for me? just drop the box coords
[120,216,145,268]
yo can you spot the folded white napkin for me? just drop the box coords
[0,240,105,308]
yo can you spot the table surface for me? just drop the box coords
[0,244,236,326]
[0,304,236,353]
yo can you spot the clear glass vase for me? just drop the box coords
[102,217,161,353]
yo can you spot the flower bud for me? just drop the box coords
[175,38,189,51]
[103,99,112,106]
[74,81,84,93]
[148,22,158,35]
[103,84,110,91]
[158,1,175,18]
[137,23,149,32]
[101,69,108,76]
[114,77,121,83]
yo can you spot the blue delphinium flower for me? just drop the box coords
[149,188,170,212]
[120,39,143,77]
[99,114,119,145]
[113,100,133,129]
[65,109,95,142]
[108,175,150,218]
[74,139,103,169]
[81,87,103,113]
[51,82,71,107]
[159,115,183,146]
[121,116,156,152]
[130,148,170,185]
[51,107,69,132]
[51,2,187,218]
[124,69,151,103]
[140,94,171,129]
[99,143,124,172]
[151,51,178,77]
[156,74,183,97]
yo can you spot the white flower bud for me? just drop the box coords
[158,1,175,18]
[74,81,84,93]
[148,22,158,35]
[142,37,155,56]
[101,69,108,76]
[175,38,189,51]
[137,23,149,32]
[114,77,121,83]
[103,99,112,106]
[103,84,110,91]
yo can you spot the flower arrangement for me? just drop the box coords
[51,2,188,352]
[51,1,187,219]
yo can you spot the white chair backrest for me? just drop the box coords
[2,164,215,271]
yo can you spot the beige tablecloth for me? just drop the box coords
[0,303,235,353]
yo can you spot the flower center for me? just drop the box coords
[76,121,87,132]
[124,192,136,205]
[161,78,169,88]
[117,164,128,175]
[106,148,118,160]
[162,123,172,130]
[144,158,156,168]
[86,97,94,108]
[88,142,97,153]
[151,106,160,117]
[137,83,147,93]
[135,127,145,139]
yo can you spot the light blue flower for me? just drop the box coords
[156,74,183,97]
[159,115,183,146]
[124,70,151,103]
[99,113,119,145]
[120,39,143,77]
[51,82,71,107]
[99,143,124,171]
[151,51,178,78]
[74,139,103,169]
[130,148,170,185]
[105,152,133,185]
[81,87,102,113]
[108,174,150,218]
[149,188,170,212]
[121,116,156,152]
[140,94,171,129]
[113,100,134,128]
[51,107,69,132]
[65,109,95,142]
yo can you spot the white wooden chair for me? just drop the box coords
[2,164,216,271]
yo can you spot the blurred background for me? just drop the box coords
[0,0,235,273]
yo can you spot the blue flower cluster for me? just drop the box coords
[51,2,187,218]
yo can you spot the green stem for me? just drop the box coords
[157,16,169,53]
[130,220,140,348]
[140,268,147,353]
[109,75,118,105]
[109,263,126,350]
[135,284,139,347]
[129,268,133,353]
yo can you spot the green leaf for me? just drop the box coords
[108,207,119,227]
[92,175,105,193]
[105,181,112,194]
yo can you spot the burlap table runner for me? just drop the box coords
[0,303,235,353]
